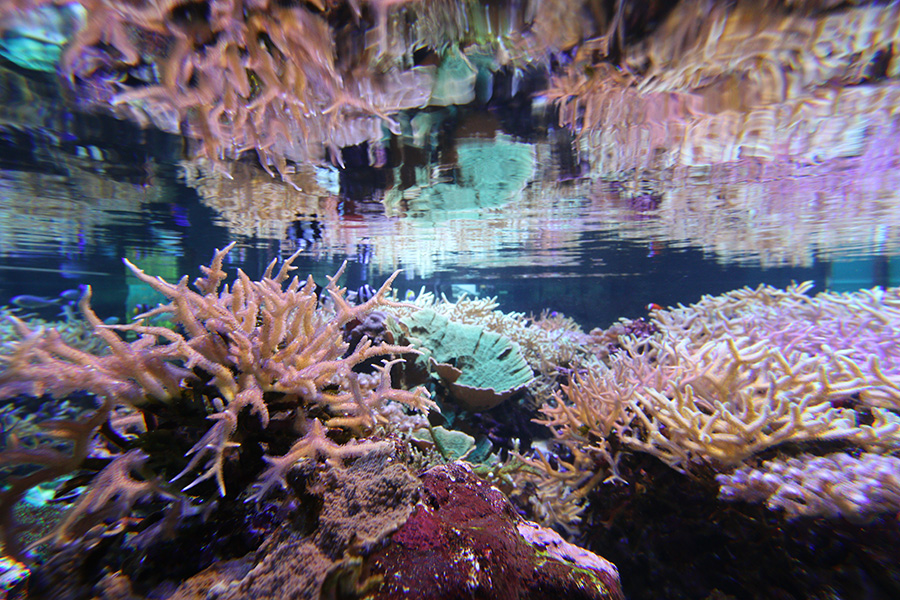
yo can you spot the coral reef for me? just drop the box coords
[717,452,900,522]
[0,243,433,561]
[15,452,422,599]
[521,282,900,526]
[3,446,626,598]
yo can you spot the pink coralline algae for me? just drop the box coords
[362,462,624,600]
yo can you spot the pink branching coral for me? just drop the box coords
[0,243,433,560]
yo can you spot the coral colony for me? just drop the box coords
[2,1,900,599]
[0,247,625,599]
[2,246,899,597]
[0,245,428,542]
[529,283,900,523]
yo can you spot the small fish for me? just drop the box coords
[404,290,417,301]
[355,284,376,304]
[11,295,60,309]
[59,286,86,302]
[647,303,663,312]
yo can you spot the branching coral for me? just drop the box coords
[0,304,107,356]
[0,243,433,560]
[612,335,900,468]
[525,283,900,526]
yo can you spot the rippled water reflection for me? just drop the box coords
[0,70,896,328]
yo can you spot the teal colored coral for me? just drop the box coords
[396,308,533,410]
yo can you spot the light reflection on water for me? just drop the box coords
[0,93,897,327]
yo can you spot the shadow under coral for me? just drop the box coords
[578,451,900,600]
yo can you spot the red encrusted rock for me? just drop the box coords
[361,462,624,600]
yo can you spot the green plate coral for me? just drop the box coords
[395,308,533,411]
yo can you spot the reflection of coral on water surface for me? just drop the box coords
[2,1,900,599]
[0,0,571,182]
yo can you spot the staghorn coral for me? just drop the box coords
[608,336,900,467]
[523,283,900,526]
[510,435,613,530]
[651,282,900,411]
[0,243,433,560]
[0,305,107,357]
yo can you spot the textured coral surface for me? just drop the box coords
[362,462,624,600]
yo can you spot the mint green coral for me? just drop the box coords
[395,308,533,410]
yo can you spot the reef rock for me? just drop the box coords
[356,462,624,600]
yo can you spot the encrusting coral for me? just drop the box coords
[521,282,900,526]
[717,451,900,522]
[0,243,433,560]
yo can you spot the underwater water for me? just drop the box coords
[2,2,900,600]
